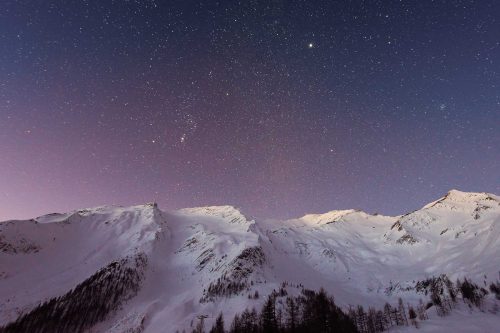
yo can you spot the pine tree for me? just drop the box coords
[408,306,418,328]
[445,276,457,303]
[489,280,500,300]
[315,288,331,332]
[356,305,368,333]
[382,303,392,328]
[239,308,259,333]
[261,295,277,333]
[193,315,207,333]
[366,307,377,333]
[285,297,298,332]
[374,310,385,332]
[229,314,241,333]
[209,313,224,333]
[398,298,408,326]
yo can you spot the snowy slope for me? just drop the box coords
[0,203,166,324]
[0,190,499,332]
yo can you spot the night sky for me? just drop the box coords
[1,1,499,221]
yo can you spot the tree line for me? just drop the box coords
[199,287,358,333]
[195,274,500,333]
[0,253,147,333]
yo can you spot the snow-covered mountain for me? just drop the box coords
[0,190,499,332]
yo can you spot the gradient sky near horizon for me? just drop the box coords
[1,0,499,221]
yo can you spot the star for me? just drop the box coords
[0,0,497,224]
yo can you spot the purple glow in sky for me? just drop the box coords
[1,1,499,221]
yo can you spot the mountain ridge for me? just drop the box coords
[1,189,499,332]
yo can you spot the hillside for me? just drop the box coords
[0,190,499,332]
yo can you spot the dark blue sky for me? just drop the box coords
[0,0,499,221]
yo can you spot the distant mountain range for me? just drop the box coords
[1,190,499,332]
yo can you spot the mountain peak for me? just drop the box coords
[445,189,482,199]
[298,209,358,225]
[423,189,498,210]
[177,205,254,224]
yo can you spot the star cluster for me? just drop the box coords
[0,0,499,220]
